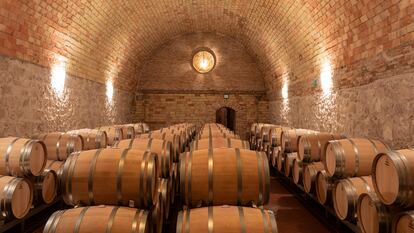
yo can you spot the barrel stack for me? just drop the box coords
[177,123,278,233]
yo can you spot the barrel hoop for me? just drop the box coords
[117,148,130,205]
[256,151,264,205]
[185,209,191,233]
[131,209,143,233]
[268,210,278,233]
[74,207,89,233]
[65,152,80,205]
[55,133,64,161]
[176,211,183,233]
[208,145,214,205]
[66,135,75,156]
[261,208,270,233]
[5,138,19,175]
[88,149,103,205]
[236,148,243,205]
[188,150,193,206]
[128,138,135,148]
[331,140,344,175]
[263,152,270,204]
[138,210,148,233]
[46,210,65,233]
[20,139,34,176]
[227,137,231,148]
[139,151,149,207]
[106,207,119,233]
[237,206,246,233]
[343,178,358,219]
[208,206,213,233]
[146,153,155,205]
[195,139,198,150]
[347,138,360,176]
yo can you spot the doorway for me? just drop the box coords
[216,107,236,131]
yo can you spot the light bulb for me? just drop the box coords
[200,59,208,69]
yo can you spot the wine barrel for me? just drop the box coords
[67,129,107,150]
[43,206,150,233]
[35,132,83,161]
[281,129,315,153]
[372,149,414,208]
[152,194,163,233]
[176,206,278,233]
[324,138,390,178]
[333,176,374,220]
[158,129,187,149]
[96,126,123,146]
[115,125,135,139]
[393,211,414,233]
[45,160,64,193]
[180,148,270,207]
[158,178,170,220]
[32,169,57,204]
[61,148,158,208]
[315,170,334,205]
[284,153,298,177]
[357,193,394,233]
[0,175,32,219]
[271,147,281,168]
[138,132,181,161]
[297,132,345,161]
[277,152,285,172]
[292,158,302,184]
[303,162,325,193]
[113,138,172,178]
[269,126,291,148]
[0,137,46,177]
[190,137,249,151]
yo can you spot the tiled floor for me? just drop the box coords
[265,176,331,233]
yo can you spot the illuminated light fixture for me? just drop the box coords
[282,81,289,99]
[320,59,333,95]
[192,48,216,74]
[51,55,67,98]
[106,79,114,103]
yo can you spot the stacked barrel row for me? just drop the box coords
[178,123,278,233]
[42,122,195,233]
[251,123,414,233]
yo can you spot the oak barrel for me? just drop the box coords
[297,132,345,161]
[176,206,278,233]
[43,205,150,233]
[393,211,414,233]
[35,132,83,161]
[138,132,181,161]
[180,148,270,207]
[281,129,315,153]
[277,152,285,172]
[357,193,393,233]
[292,158,302,184]
[332,176,374,220]
[0,137,46,177]
[61,148,158,208]
[158,178,170,220]
[324,138,390,178]
[190,137,249,151]
[271,147,281,168]
[269,126,291,148]
[113,138,172,178]
[372,149,414,208]
[152,194,163,233]
[32,169,58,204]
[303,162,325,193]
[96,126,123,146]
[0,175,33,219]
[67,129,107,150]
[315,170,334,205]
[284,153,298,178]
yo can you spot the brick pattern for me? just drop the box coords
[0,56,133,138]
[134,93,270,139]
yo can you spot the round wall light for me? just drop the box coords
[192,48,216,74]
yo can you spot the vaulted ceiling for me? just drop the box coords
[1,0,412,94]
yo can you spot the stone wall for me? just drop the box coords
[269,73,414,149]
[0,56,134,138]
[134,93,269,139]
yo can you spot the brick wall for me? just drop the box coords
[134,93,269,139]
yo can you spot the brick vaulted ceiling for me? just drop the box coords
[1,0,413,95]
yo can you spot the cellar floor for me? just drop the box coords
[265,176,331,233]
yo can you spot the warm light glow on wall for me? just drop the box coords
[106,79,114,103]
[320,59,333,95]
[282,81,289,99]
[51,55,67,98]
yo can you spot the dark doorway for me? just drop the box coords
[216,107,236,131]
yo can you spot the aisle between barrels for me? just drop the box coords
[265,176,330,233]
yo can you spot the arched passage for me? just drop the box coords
[216,107,236,131]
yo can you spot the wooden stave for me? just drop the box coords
[176,205,278,233]
[60,148,158,209]
[0,175,33,219]
[324,138,390,178]
[357,192,394,233]
[292,158,303,185]
[0,137,47,177]
[372,149,414,208]
[179,148,270,207]
[43,205,150,233]
[392,210,414,233]
[36,133,84,161]
[315,170,334,205]
[31,169,58,205]
[158,178,170,220]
